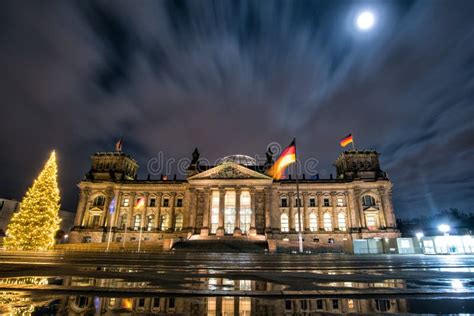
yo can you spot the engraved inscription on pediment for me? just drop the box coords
[209,166,253,179]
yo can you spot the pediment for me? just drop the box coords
[187,162,272,180]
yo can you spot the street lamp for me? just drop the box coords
[438,224,450,236]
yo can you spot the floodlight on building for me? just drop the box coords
[415,232,424,240]
[438,224,450,236]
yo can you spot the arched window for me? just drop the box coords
[281,213,289,232]
[119,214,127,229]
[175,213,183,231]
[210,191,219,234]
[224,191,236,234]
[323,213,332,231]
[133,214,141,230]
[362,195,376,207]
[309,213,318,232]
[294,213,302,232]
[240,191,251,233]
[92,195,105,207]
[338,213,347,231]
[160,214,169,231]
[146,215,154,231]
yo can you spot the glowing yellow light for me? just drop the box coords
[4,151,61,251]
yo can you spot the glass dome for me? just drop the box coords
[218,154,257,166]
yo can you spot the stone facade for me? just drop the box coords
[70,149,400,249]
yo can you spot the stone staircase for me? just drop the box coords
[171,238,269,253]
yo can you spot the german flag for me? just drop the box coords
[339,134,353,147]
[268,139,296,180]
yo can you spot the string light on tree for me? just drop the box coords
[4,151,61,251]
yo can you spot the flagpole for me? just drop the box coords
[138,223,143,252]
[106,224,113,252]
[351,137,356,151]
[294,138,304,253]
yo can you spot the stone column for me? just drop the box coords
[347,190,359,229]
[317,192,324,230]
[380,187,395,228]
[187,188,196,229]
[354,188,366,228]
[141,192,149,230]
[249,188,257,236]
[344,192,353,230]
[169,193,176,231]
[288,192,295,232]
[127,192,136,229]
[201,188,210,236]
[331,192,338,230]
[74,188,90,226]
[155,193,162,230]
[270,187,279,232]
[264,188,271,232]
[217,187,225,236]
[302,192,309,232]
[101,188,114,227]
[234,187,241,235]
[82,197,92,227]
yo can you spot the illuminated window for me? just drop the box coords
[281,213,289,232]
[210,191,219,234]
[92,196,105,207]
[122,198,130,207]
[336,197,344,207]
[362,195,376,207]
[108,298,116,307]
[224,191,236,234]
[348,299,355,309]
[338,213,347,231]
[281,198,288,207]
[323,198,330,207]
[146,215,154,231]
[159,214,169,231]
[176,198,183,207]
[323,213,332,231]
[175,213,183,231]
[309,213,318,231]
[133,214,141,230]
[240,191,251,233]
[366,214,378,230]
[309,198,316,207]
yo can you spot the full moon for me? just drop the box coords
[356,11,375,31]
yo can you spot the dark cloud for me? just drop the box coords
[0,0,473,219]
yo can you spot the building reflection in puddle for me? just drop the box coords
[0,276,412,314]
[60,277,407,315]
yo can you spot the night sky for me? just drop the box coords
[0,0,473,219]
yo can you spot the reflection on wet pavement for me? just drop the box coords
[0,252,473,314]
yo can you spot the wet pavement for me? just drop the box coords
[0,251,473,314]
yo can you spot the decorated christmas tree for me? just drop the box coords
[5,151,61,251]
